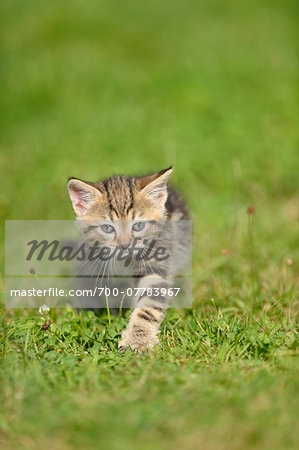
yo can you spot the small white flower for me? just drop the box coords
[39,304,50,315]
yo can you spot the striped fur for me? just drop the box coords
[68,167,189,351]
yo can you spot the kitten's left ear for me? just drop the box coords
[138,167,173,207]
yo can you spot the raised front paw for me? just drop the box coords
[118,329,160,353]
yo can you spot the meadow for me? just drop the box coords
[1,0,299,448]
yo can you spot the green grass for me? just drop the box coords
[1,0,299,448]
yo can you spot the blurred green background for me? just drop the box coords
[1,0,299,287]
[1,1,299,449]
[1,0,299,275]
[1,1,298,210]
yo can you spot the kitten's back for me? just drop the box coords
[166,185,189,220]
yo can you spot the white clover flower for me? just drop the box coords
[39,304,50,315]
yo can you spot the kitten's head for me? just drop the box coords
[67,167,172,249]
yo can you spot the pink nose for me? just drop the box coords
[119,242,130,250]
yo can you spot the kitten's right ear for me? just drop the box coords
[67,179,101,217]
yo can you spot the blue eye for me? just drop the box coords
[101,224,115,234]
[132,222,145,232]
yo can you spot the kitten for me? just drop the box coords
[67,167,189,351]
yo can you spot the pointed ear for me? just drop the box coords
[67,179,101,216]
[138,167,173,207]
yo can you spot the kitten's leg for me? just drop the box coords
[118,275,169,352]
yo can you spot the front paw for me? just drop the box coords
[118,329,160,352]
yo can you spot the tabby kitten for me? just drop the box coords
[67,167,189,351]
